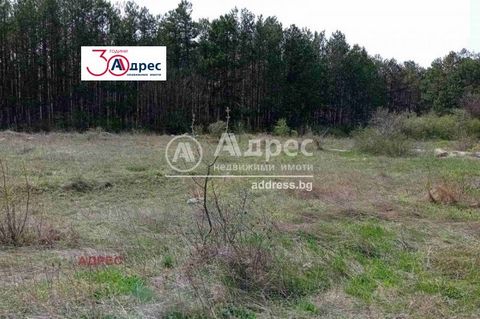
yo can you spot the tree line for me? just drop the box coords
[0,0,479,133]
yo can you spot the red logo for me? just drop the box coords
[86,50,130,77]
[78,255,124,266]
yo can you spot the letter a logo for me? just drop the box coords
[173,142,195,163]
[165,136,203,173]
[111,58,125,71]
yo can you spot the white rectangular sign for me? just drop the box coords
[81,46,166,81]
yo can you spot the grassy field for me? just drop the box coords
[0,130,479,318]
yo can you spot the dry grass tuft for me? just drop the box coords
[427,179,480,208]
[427,184,459,205]
[293,183,357,203]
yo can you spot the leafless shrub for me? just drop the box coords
[369,108,409,136]
[182,110,284,307]
[0,160,64,247]
[0,160,31,246]
[187,108,269,256]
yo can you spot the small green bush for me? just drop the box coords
[273,119,291,136]
[353,128,412,157]
[402,113,459,140]
[466,118,480,138]
[163,254,175,268]
[353,109,413,157]
[401,110,479,140]
[208,121,227,137]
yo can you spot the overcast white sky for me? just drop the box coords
[114,0,480,67]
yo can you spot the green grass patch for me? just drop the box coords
[163,254,175,268]
[345,273,377,301]
[220,305,257,319]
[295,299,320,314]
[77,268,153,301]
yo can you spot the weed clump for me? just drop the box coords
[208,121,227,137]
[354,128,412,157]
[184,181,329,305]
[428,184,458,205]
[62,176,113,193]
[353,109,412,157]
[273,118,296,136]
[0,160,63,247]
[355,109,480,156]
[427,178,479,207]
[402,109,480,140]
